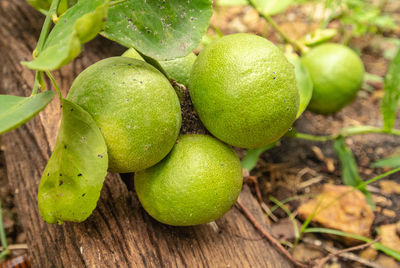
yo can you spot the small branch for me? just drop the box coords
[0,244,28,251]
[248,1,307,54]
[302,237,383,268]
[236,200,308,268]
[314,238,380,268]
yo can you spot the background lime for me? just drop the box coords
[301,43,365,114]
[67,57,181,173]
[135,134,243,226]
[189,33,299,148]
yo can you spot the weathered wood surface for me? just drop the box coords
[0,1,292,267]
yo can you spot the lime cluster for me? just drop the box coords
[67,33,300,226]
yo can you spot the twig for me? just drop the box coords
[248,0,306,53]
[243,175,263,205]
[242,170,278,223]
[236,200,308,268]
[0,244,28,251]
[303,237,384,268]
[314,237,380,268]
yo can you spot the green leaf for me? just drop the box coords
[241,142,277,171]
[371,154,400,168]
[286,54,313,118]
[250,0,294,16]
[0,92,55,135]
[381,46,400,130]
[301,28,337,47]
[103,0,213,61]
[22,0,108,71]
[304,227,400,261]
[333,137,375,209]
[38,99,108,224]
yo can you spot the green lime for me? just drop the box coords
[159,52,197,86]
[189,33,299,148]
[301,43,365,114]
[67,57,181,173]
[135,134,243,226]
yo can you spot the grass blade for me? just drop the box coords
[381,45,400,130]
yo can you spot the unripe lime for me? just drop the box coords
[189,33,299,148]
[135,134,243,226]
[67,57,181,173]
[301,43,365,114]
[159,52,197,86]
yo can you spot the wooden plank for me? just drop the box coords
[0,1,292,267]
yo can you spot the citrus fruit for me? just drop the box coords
[135,134,243,226]
[301,43,365,114]
[189,33,299,148]
[159,52,197,86]
[67,57,181,173]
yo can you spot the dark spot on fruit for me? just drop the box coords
[273,77,276,80]
[59,173,62,176]
[128,63,132,66]
[70,108,74,112]
[59,180,63,186]
[64,145,67,149]
[82,193,86,197]
[113,72,116,75]
[47,173,50,176]
[98,154,103,158]
[139,81,143,84]
[78,173,82,177]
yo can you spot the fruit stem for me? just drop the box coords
[293,125,400,141]
[31,0,61,95]
[45,71,63,100]
[248,1,307,54]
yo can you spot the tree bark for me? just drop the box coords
[0,1,292,267]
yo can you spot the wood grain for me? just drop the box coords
[0,1,292,267]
